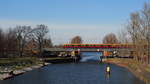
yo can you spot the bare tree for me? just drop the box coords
[5,28,18,57]
[141,3,150,63]
[103,33,118,44]
[0,28,5,57]
[43,38,53,48]
[127,12,141,44]
[14,26,32,57]
[32,24,49,57]
[126,3,150,63]
[127,12,142,61]
[0,24,51,58]
[6,28,17,49]
[0,28,18,58]
[118,28,130,43]
[70,36,82,44]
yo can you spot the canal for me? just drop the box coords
[0,52,145,84]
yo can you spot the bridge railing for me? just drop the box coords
[63,44,134,49]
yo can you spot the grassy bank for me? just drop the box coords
[0,57,42,71]
[104,58,150,84]
[0,57,50,80]
[0,57,76,71]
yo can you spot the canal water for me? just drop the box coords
[80,52,102,62]
[0,52,145,84]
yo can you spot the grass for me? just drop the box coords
[0,57,42,71]
[0,57,72,71]
[0,57,39,63]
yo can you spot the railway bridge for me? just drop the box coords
[43,44,134,57]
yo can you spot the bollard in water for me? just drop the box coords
[106,66,110,74]
[105,65,111,80]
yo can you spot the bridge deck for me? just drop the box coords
[43,48,133,52]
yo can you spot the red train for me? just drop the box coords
[63,44,133,48]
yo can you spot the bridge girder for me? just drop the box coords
[43,48,133,52]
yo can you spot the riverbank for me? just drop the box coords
[0,58,50,80]
[0,56,80,80]
[103,58,150,84]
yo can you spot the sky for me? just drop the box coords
[0,0,149,45]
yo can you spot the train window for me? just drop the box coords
[78,45,81,47]
[93,45,96,47]
[104,45,107,48]
[97,45,99,47]
[105,45,107,48]
[82,45,85,47]
[71,45,74,47]
[108,45,110,48]
[100,45,104,48]
[90,45,92,47]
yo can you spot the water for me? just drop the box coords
[80,52,102,62]
[0,52,145,84]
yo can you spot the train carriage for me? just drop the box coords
[63,44,132,48]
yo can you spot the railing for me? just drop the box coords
[63,44,133,49]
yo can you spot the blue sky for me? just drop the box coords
[0,0,149,44]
